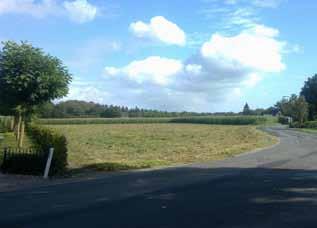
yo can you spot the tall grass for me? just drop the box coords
[37,116,270,126]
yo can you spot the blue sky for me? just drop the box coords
[0,0,316,112]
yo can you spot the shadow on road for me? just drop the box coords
[3,166,317,227]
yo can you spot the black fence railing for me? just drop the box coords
[1,147,48,175]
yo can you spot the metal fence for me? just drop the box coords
[1,147,48,175]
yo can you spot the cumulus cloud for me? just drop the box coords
[104,56,184,85]
[201,24,285,72]
[129,16,186,46]
[0,0,97,23]
[63,0,97,23]
[96,24,286,112]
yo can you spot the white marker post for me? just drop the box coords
[44,148,54,179]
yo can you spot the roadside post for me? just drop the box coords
[44,148,54,179]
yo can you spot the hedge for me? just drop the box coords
[27,124,68,175]
[278,116,289,125]
[303,121,317,129]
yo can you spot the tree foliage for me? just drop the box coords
[300,74,317,120]
[276,94,308,126]
[242,103,252,115]
[0,41,71,112]
[0,41,72,146]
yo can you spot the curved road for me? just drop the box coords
[1,127,317,227]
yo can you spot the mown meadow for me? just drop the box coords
[44,116,278,173]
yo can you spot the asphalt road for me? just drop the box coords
[2,126,317,228]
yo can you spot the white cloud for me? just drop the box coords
[185,64,202,75]
[199,0,285,32]
[0,0,59,18]
[242,73,262,87]
[129,16,186,46]
[104,56,184,85]
[252,0,285,8]
[93,24,288,112]
[0,0,98,23]
[201,24,285,72]
[63,0,97,23]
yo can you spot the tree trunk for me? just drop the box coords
[18,117,24,148]
[10,117,14,131]
[16,114,21,142]
[13,115,18,138]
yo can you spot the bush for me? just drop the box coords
[278,116,289,125]
[27,124,68,175]
[303,121,317,129]
[289,121,302,128]
[0,116,12,133]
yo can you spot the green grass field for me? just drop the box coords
[48,124,277,172]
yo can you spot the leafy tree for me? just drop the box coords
[276,94,308,126]
[0,41,71,146]
[242,103,252,115]
[101,106,122,118]
[294,96,309,126]
[300,74,317,120]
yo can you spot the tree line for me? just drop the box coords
[37,100,222,118]
[37,100,280,119]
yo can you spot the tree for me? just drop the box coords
[101,106,122,118]
[0,41,72,146]
[300,74,317,120]
[242,103,252,115]
[276,94,308,126]
[294,96,309,126]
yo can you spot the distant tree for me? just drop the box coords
[253,108,265,116]
[276,94,308,126]
[242,103,252,115]
[263,106,279,116]
[300,74,317,120]
[101,106,121,118]
[0,41,71,146]
[35,102,56,118]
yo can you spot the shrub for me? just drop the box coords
[289,121,302,128]
[278,116,289,125]
[27,124,68,175]
[0,116,12,133]
[303,121,317,129]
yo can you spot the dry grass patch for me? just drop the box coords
[47,124,277,171]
